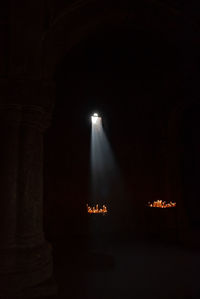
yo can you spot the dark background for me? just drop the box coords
[1,1,200,298]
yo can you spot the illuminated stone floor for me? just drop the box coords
[46,234,200,299]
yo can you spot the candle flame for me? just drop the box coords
[147,200,176,208]
[87,204,108,214]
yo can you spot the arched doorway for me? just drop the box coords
[43,19,183,239]
[40,0,200,241]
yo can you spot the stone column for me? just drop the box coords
[0,104,55,298]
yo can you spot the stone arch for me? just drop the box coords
[40,0,198,80]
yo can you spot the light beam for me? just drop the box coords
[90,112,125,233]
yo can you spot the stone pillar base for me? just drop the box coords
[0,242,56,298]
[19,278,57,299]
[3,278,57,299]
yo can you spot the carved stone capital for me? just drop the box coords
[0,78,55,110]
[0,104,52,132]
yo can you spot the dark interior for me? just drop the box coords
[0,1,200,298]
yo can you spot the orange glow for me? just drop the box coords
[147,200,176,208]
[87,204,108,215]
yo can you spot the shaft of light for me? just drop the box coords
[89,114,133,233]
